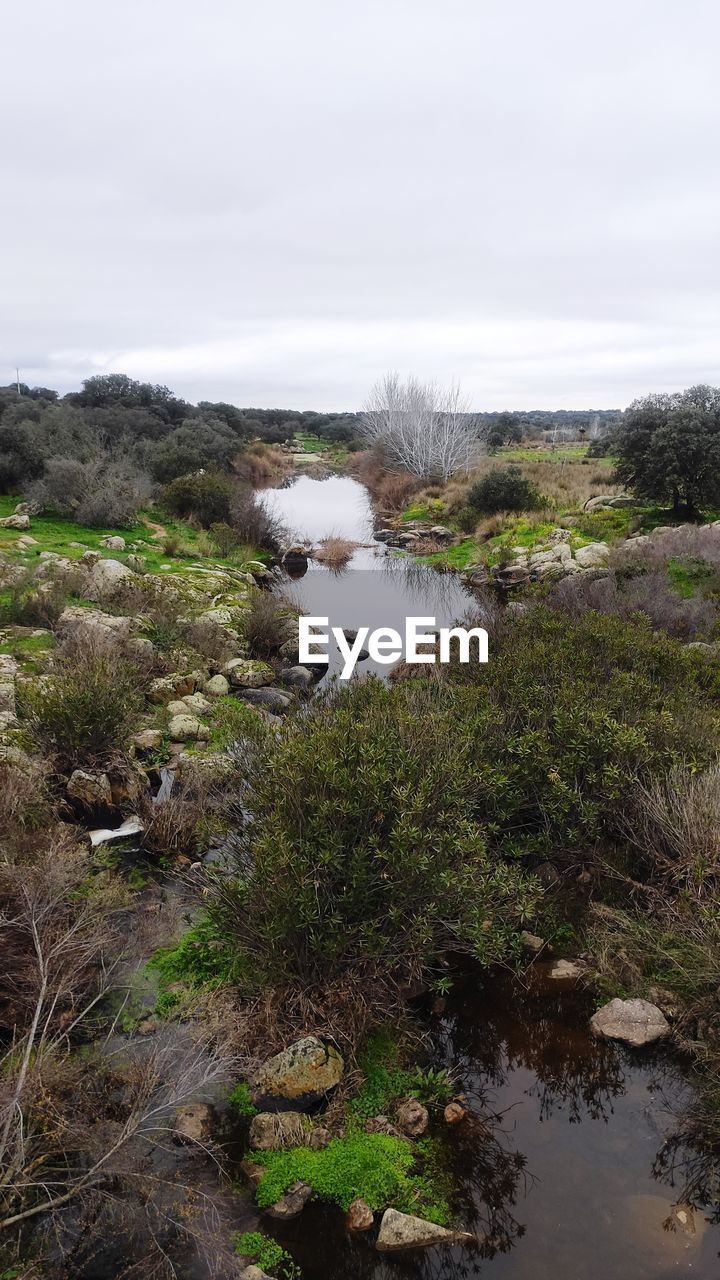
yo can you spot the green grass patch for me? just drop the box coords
[146,917,240,995]
[419,538,478,570]
[249,1129,451,1223]
[228,1081,258,1117]
[294,431,326,454]
[209,695,267,751]
[401,498,445,523]
[350,1031,453,1119]
[667,556,719,599]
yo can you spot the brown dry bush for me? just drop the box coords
[349,451,422,511]
[547,568,719,640]
[233,442,291,488]
[0,758,51,850]
[242,588,294,659]
[140,763,226,860]
[313,537,359,570]
[613,524,720,574]
[620,762,720,896]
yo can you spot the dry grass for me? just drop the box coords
[233,442,292,488]
[349,451,422,511]
[620,762,720,896]
[313,536,359,570]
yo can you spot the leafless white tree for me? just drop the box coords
[361,372,483,480]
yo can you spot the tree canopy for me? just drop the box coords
[614,385,720,517]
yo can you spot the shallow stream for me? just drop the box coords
[251,472,720,1278]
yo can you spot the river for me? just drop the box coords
[251,471,720,1278]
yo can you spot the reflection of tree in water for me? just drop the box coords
[649,1063,720,1224]
[431,969,627,1126]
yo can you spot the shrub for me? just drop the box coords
[467,466,542,514]
[28,454,150,527]
[162,471,233,527]
[210,678,538,991]
[547,569,719,641]
[18,633,142,766]
[209,521,243,558]
[232,1231,298,1279]
[313,536,358,569]
[243,590,293,659]
[230,488,285,551]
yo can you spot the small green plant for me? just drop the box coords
[228,1081,257,1117]
[408,1066,454,1106]
[232,1231,299,1279]
[147,917,241,992]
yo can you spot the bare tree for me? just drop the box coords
[361,372,482,480]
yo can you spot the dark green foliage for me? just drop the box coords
[18,637,142,766]
[211,678,538,989]
[467,466,542,514]
[162,471,233,527]
[350,1031,453,1120]
[614,384,720,516]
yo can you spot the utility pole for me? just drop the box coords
[15,368,21,395]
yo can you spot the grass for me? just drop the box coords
[232,1231,298,1279]
[349,1030,454,1120]
[401,498,445,523]
[419,538,479,570]
[293,431,326,454]
[248,1129,451,1224]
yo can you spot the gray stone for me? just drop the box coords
[100,535,126,551]
[85,557,135,602]
[241,688,292,715]
[265,1180,312,1219]
[574,541,610,568]
[376,1208,474,1251]
[173,1103,214,1144]
[547,959,584,982]
[590,998,670,1047]
[395,1099,429,1138]
[168,714,209,742]
[279,665,315,690]
[67,769,112,809]
[0,513,30,530]
[223,658,274,688]
[204,673,230,697]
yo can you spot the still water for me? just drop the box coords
[252,473,720,1277]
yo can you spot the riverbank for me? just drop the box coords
[3,460,720,1279]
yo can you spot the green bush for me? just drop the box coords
[18,636,142,767]
[162,471,232,527]
[467,466,542,514]
[211,678,538,989]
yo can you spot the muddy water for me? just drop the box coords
[251,473,720,1276]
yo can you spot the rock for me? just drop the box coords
[67,769,112,809]
[346,1197,374,1231]
[16,534,39,547]
[100,535,126,551]
[168,714,209,742]
[574,541,610,568]
[85,557,135,602]
[131,729,164,756]
[173,1103,214,1144]
[108,764,150,808]
[251,1035,344,1111]
[547,959,584,982]
[590,998,670,1047]
[224,658,274,688]
[57,605,136,641]
[265,1180,312,1219]
[167,699,191,716]
[395,1098,429,1138]
[0,513,30,530]
[240,688,292,715]
[443,1102,467,1125]
[376,1208,474,1252]
[125,554,147,574]
[204,673,230,697]
[520,930,545,955]
[429,526,454,540]
[241,1267,273,1280]
[308,1126,332,1150]
[535,861,560,888]
[279,665,315,690]
[182,692,212,716]
[148,673,196,704]
[249,1111,310,1151]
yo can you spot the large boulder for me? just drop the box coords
[67,769,113,809]
[0,655,17,724]
[251,1036,344,1112]
[100,535,126,551]
[376,1209,474,1251]
[240,688,292,715]
[590,998,670,1047]
[0,513,30,530]
[223,658,274,688]
[574,542,610,568]
[57,605,137,641]
[168,714,209,742]
[85,557,135,602]
[148,673,197,705]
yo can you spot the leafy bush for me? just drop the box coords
[467,466,542,514]
[209,521,243,557]
[18,633,142,766]
[350,1031,453,1120]
[210,678,538,990]
[162,471,232,527]
[228,1082,257,1117]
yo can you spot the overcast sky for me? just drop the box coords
[2,0,719,411]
